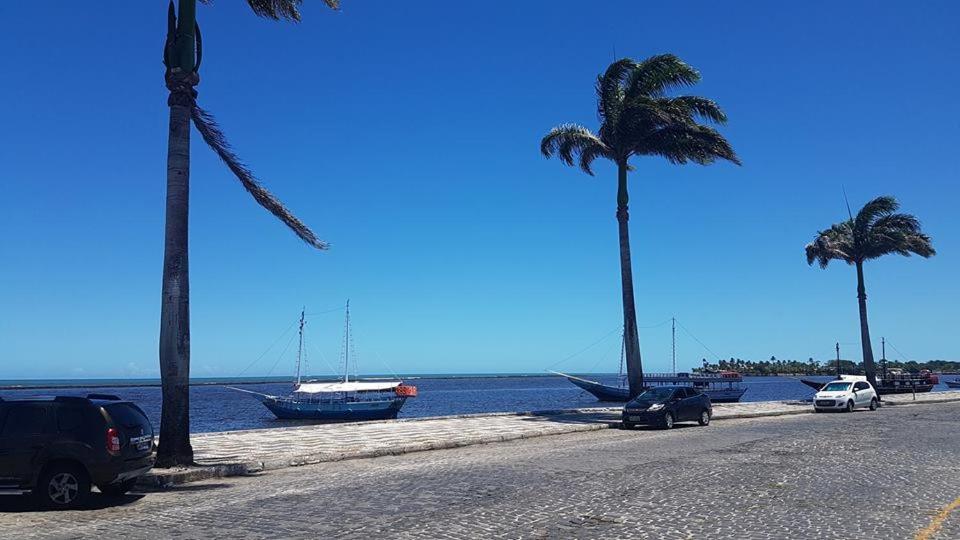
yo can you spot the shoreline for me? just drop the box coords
[2,372,957,391]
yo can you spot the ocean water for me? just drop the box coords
[0,375,953,434]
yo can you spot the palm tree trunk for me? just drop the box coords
[855,261,879,392]
[616,163,644,397]
[155,0,198,469]
[156,102,195,468]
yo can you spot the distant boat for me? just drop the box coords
[946,379,960,389]
[801,369,939,395]
[231,303,417,422]
[552,371,747,403]
[552,322,746,403]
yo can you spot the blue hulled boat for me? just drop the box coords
[232,303,417,422]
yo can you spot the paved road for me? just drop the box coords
[2,402,959,539]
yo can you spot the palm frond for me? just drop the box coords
[191,106,328,250]
[625,54,700,99]
[540,124,610,175]
[595,59,638,125]
[638,123,740,166]
[664,96,728,124]
[853,195,898,234]
[199,0,340,21]
[805,222,855,268]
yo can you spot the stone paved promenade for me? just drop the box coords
[145,390,960,485]
[2,398,959,539]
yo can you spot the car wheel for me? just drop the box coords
[845,400,855,413]
[622,421,636,430]
[98,479,138,497]
[37,463,90,510]
[869,398,879,411]
[662,412,674,430]
[698,410,711,426]
[814,408,823,413]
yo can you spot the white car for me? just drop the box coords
[813,376,879,412]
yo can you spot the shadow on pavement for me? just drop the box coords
[0,493,144,513]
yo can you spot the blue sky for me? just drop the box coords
[1,1,957,379]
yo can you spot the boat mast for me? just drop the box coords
[295,308,305,386]
[344,300,350,384]
[671,317,676,374]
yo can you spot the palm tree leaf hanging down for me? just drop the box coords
[191,107,328,249]
[805,195,935,390]
[541,55,739,398]
[216,0,341,21]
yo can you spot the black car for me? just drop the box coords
[622,386,712,429]
[0,394,155,508]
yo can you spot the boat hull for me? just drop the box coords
[800,378,937,395]
[259,396,408,421]
[875,384,934,395]
[565,376,746,403]
[946,380,960,389]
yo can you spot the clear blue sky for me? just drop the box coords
[1,1,957,379]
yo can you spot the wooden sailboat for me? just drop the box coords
[553,320,746,403]
[233,302,417,422]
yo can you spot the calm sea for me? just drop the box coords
[0,375,953,434]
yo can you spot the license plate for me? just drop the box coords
[628,416,643,421]
[130,435,152,451]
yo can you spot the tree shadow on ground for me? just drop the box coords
[517,412,621,426]
[0,492,144,513]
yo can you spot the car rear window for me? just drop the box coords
[104,404,151,431]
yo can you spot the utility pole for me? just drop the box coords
[671,317,676,374]
[835,342,841,379]
[881,337,887,379]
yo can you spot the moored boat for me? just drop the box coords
[232,303,416,422]
[800,370,939,395]
[946,379,960,389]
[552,370,747,403]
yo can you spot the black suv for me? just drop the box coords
[0,394,154,508]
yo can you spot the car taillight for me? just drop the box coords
[106,427,121,455]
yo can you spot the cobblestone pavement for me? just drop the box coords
[147,390,960,480]
[2,400,959,539]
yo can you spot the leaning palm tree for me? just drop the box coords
[805,195,935,392]
[540,55,739,398]
[158,0,338,467]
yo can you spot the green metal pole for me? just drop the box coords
[176,0,197,72]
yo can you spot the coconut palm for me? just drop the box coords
[158,0,338,467]
[805,196,935,391]
[540,55,739,398]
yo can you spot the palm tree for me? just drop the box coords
[158,0,338,467]
[540,55,739,398]
[805,196,935,391]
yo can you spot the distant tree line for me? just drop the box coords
[694,357,960,376]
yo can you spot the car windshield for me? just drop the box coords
[822,382,851,392]
[632,388,676,403]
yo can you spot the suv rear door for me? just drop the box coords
[0,404,52,485]
[102,403,154,458]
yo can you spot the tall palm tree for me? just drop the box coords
[158,0,338,467]
[805,195,935,392]
[540,55,739,398]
